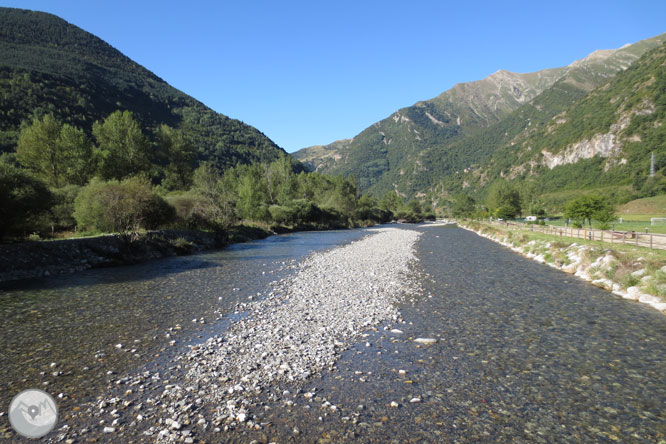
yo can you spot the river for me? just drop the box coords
[1,225,665,442]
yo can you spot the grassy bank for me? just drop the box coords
[461,221,666,313]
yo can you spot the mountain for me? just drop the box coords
[293,33,666,198]
[0,7,286,169]
[455,39,666,201]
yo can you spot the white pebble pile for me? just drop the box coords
[147,227,423,441]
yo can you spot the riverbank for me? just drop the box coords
[460,221,666,313]
[0,218,397,284]
[0,226,274,284]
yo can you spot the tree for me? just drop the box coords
[379,190,402,214]
[593,206,616,230]
[407,199,423,215]
[49,184,81,231]
[354,194,390,223]
[487,181,521,219]
[519,180,542,215]
[263,156,297,205]
[93,110,152,180]
[564,195,611,227]
[235,164,270,221]
[0,155,53,239]
[16,114,94,187]
[323,175,357,217]
[16,114,62,186]
[451,194,476,218]
[191,163,237,228]
[155,124,197,190]
[59,124,96,185]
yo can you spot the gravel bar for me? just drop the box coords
[151,227,422,442]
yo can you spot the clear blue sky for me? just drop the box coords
[1,1,665,152]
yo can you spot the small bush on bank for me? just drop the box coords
[622,274,641,289]
[169,237,194,253]
[74,176,175,233]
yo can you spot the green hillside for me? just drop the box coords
[617,195,666,215]
[454,40,666,202]
[294,33,666,200]
[0,7,285,169]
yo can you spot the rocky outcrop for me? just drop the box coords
[540,100,655,169]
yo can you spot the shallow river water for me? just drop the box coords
[1,225,665,443]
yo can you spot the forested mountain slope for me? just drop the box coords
[0,7,286,169]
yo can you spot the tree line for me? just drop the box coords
[449,179,617,229]
[1,111,432,241]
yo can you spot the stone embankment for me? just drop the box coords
[462,223,666,313]
[0,230,229,283]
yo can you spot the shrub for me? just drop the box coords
[605,263,618,280]
[166,192,231,231]
[74,176,175,233]
[623,273,640,289]
[268,204,298,225]
[0,157,53,239]
[169,237,193,253]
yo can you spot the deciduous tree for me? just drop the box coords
[156,124,197,190]
[16,114,94,186]
[93,110,151,180]
[564,195,612,228]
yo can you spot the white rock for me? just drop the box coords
[414,338,437,345]
[626,286,641,301]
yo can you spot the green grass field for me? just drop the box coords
[532,194,666,233]
[617,194,666,215]
[544,217,666,234]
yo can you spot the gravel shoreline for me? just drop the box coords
[65,227,423,443]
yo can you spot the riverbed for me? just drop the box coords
[1,225,665,443]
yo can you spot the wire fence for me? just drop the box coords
[491,221,666,250]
